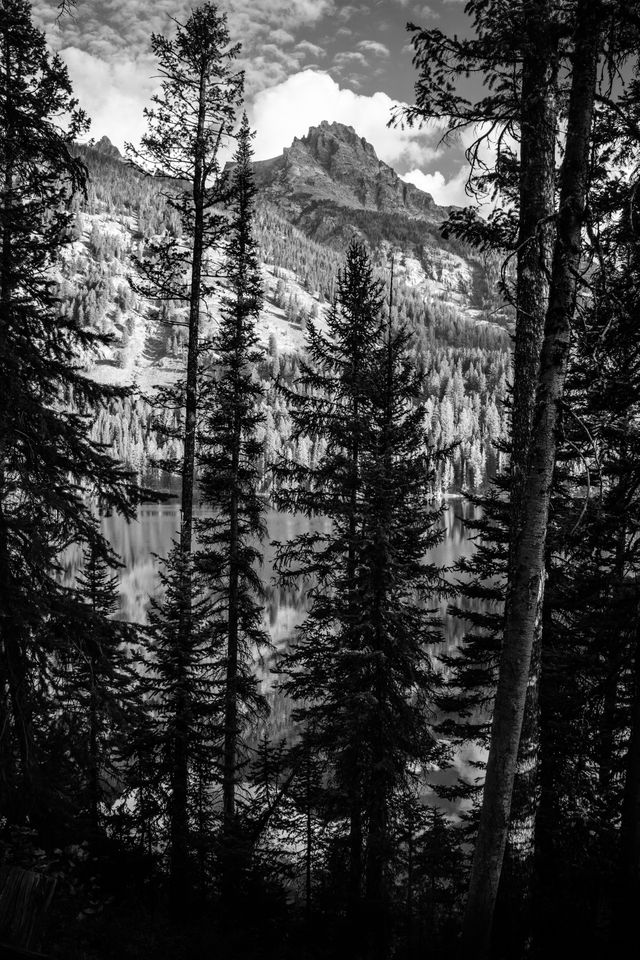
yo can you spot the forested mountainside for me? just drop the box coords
[8,1,640,957]
[62,133,510,490]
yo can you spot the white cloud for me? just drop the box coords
[401,167,470,207]
[333,51,368,68]
[357,40,391,57]
[227,0,336,47]
[296,41,327,59]
[336,5,368,23]
[40,0,336,57]
[59,46,158,149]
[39,0,338,108]
[394,1,440,17]
[249,70,444,170]
[269,28,296,45]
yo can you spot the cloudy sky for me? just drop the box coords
[34,0,473,205]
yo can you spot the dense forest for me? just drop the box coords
[2,1,640,959]
[56,140,511,494]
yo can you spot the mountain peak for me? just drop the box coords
[294,120,379,165]
[253,121,441,228]
[93,135,122,160]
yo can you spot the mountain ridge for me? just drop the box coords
[252,120,446,224]
[55,139,509,490]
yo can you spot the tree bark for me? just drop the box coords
[597,524,626,801]
[494,7,559,951]
[461,2,600,953]
[618,598,640,938]
[0,27,20,824]
[88,678,99,841]
[221,301,242,899]
[347,342,364,950]
[170,58,208,915]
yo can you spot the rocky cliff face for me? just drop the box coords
[251,122,501,318]
[252,120,444,224]
[92,135,122,160]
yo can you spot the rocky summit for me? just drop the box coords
[252,120,445,231]
[92,134,122,160]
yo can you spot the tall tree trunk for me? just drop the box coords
[3,633,32,820]
[598,524,626,800]
[170,60,208,915]
[88,678,99,841]
[364,744,388,960]
[0,31,21,824]
[406,809,414,959]
[348,789,363,956]
[619,597,640,940]
[461,3,599,953]
[347,381,363,949]
[365,310,394,960]
[364,636,389,960]
[305,741,313,927]
[494,6,558,950]
[221,342,241,901]
[492,4,558,949]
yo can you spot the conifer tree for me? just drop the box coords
[275,240,384,938]
[50,534,136,845]
[196,113,270,898]
[137,541,219,893]
[357,304,447,960]
[0,0,139,827]
[276,242,446,957]
[532,102,640,950]
[128,3,243,907]
[403,2,640,951]
[74,539,126,838]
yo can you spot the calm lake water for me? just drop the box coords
[61,493,487,803]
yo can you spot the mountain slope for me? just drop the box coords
[253,120,443,221]
[251,121,505,320]
[57,134,510,489]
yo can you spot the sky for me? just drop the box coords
[34,0,474,205]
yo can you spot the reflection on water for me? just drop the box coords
[63,493,489,801]
[63,497,480,635]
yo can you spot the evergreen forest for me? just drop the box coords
[1,1,640,958]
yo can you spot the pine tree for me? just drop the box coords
[275,242,446,958]
[0,0,140,828]
[127,3,243,908]
[274,240,384,942]
[404,2,640,951]
[52,534,134,844]
[196,113,270,900]
[357,298,447,960]
[533,98,640,950]
[136,541,219,895]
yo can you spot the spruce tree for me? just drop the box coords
[275,240,384,940]
[403,2,640,951]
[136,541,219,896]
[0,0,139,827]
[196,112,270,899]
[51,534,135,844]
[128,2,243,907]
[276,242,446,958]
[357,304,447,960]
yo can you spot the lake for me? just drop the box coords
[60,493,487,804]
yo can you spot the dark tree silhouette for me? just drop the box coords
[127,2,243,909]
[0,0,140,829]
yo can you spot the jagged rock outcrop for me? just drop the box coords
[92,135,122,160]
[252,121,444,223]
[249,121,489,307]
